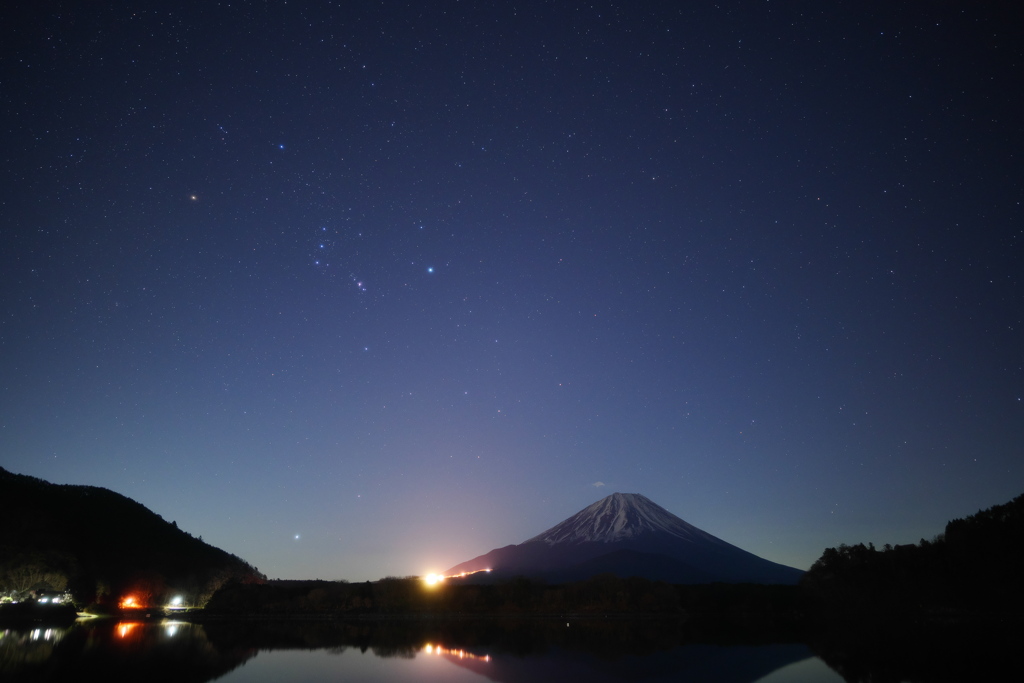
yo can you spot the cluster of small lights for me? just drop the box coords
[423,643,491,662]
[118,594,185,610]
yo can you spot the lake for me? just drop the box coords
[3,614,1012,682]
[1,617,844,682]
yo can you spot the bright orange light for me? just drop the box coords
[120,596,138,609]
[423,573,444,586]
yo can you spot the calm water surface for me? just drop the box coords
[218,644,841,683]
[0,617,847,682]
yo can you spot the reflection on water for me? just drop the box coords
[423,642,493,662]
[428,641,828,683]
[1,618,834,683]
[1,619,257,683]
[3,615,1015,682]
[0,626,67,676]
[754,657,842,683]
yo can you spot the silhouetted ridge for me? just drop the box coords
[0,466,264,607]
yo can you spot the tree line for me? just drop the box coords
[801,492,1024,616]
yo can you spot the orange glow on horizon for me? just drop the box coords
[425,567,493,583]
[120,596,140,609]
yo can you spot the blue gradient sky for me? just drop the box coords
[2,1,1021,581]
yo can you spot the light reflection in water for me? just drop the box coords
[116,622,141,640]
[752,656,843,683]
[28,628,60,642]
[2,622,853,683]
[422,643,491,663]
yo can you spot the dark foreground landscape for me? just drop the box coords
[4,558,1024,683]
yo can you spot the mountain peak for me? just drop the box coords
[525,492,721,546]
[446,492,804,584]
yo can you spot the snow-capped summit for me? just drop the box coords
[526,492,725,546]
[445,493,804,585]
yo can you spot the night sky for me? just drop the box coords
[2,1,1021,581]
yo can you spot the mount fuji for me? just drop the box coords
[445,493,804,584]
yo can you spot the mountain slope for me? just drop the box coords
[0,466,264,606]
[447,493,803,584]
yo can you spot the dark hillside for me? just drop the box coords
[0,467,263,608]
